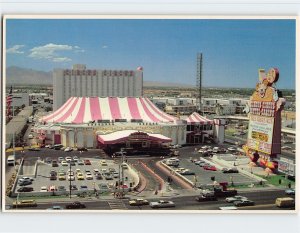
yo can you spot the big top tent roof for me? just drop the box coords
[41,97,177,124]
[185,112,214,125]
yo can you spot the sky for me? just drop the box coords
[6,19,296,89]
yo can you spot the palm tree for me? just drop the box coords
[215,103,223,115]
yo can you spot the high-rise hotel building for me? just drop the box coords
[53,64,143,110]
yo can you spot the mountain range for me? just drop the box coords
[5,66,194,88]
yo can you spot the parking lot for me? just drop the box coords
[174,157,257,186]
[14,156,137,196]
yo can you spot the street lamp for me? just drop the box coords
[69,162,73,199]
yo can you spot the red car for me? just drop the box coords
[203,165,217,171]
[84,159,91,165]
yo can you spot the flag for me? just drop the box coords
[6,86,13,104]
[6,86,13,118]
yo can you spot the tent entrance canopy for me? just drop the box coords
[97,130,172,145]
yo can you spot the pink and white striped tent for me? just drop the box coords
[185,112,214,125]
[41,97,177,124]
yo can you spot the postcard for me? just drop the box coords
[2,15,297,213]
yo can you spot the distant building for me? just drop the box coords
[53,64,143,110]
[9,93,29,108]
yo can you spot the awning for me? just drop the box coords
[185,112,214,125]
[97,130,172,145]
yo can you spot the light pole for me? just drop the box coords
[69,162,73,199]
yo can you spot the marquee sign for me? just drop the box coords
[63,69,97,76]
[243,68,285,159]
[102,70,135,77]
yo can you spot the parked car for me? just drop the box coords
[65,202,86,209]
[85,172,93,180]
[179,169,195,175]
[50,174,57,180]
[77,172,84,180]
[129,199,149,206]
[100,160,108,166]
[68,174,75,181]
[73,156,79,162]
[222,167,239,173]
[226,195,248,203]
[17,187,34,192]
[18,177,34,183]
[77,160,84,165]
[275,197,295,208]
[227,147,236,152]
[64,147,73,152]
[150,200,175,209]
[77,147,88,152]
[58,157,64,163]
[84,159,91,165]
[112,172,119,178]
[40,186,48,192]
[95,173,103,180]
[80,185,89,191]
[48,185,57,192]
[104,173,113,180]
[58,173,66,180]
[203,165,217,171]
[65,157,72,162]
[52,160,59,167]
[19,180,32,186]
[57,186,66,192]
[69,185,78,190]
[234,199,255,207]
[61,161,68,166]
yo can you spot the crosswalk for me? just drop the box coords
[107,199,127,210]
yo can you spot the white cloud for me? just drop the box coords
[52,57,72,62]
[28,43,84,62]
[7,45,25,54]
[102,45,108,49]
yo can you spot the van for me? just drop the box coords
[7,155,15,166]
[275,197,295,208]
[12,200,37,208]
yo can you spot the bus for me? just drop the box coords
[275,197,295,208]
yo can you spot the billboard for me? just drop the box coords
[247,114,274,154]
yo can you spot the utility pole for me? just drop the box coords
[69,162,72,198]
[196,53,203,113]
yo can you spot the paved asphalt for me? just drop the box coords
[13,189,294,211]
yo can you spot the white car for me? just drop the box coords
[226,195,248,203]
[65,157,72,162]
[61,161,68,166]
[67,175,75,181]
[64,147,73,152]
[40,186,48,192]
[18,177,34,183]
[227,147,236,152]
[93,169,100,174]
[112,172,119,178]
[85,172,93,180]
[28,134,34,139]
[73,156,79,162]
[150,200,175,208]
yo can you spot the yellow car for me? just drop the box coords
[58,173,66,180]
[77,172,84,180]
[100,160,108,166]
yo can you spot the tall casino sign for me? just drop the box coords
[242,68,285,169]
